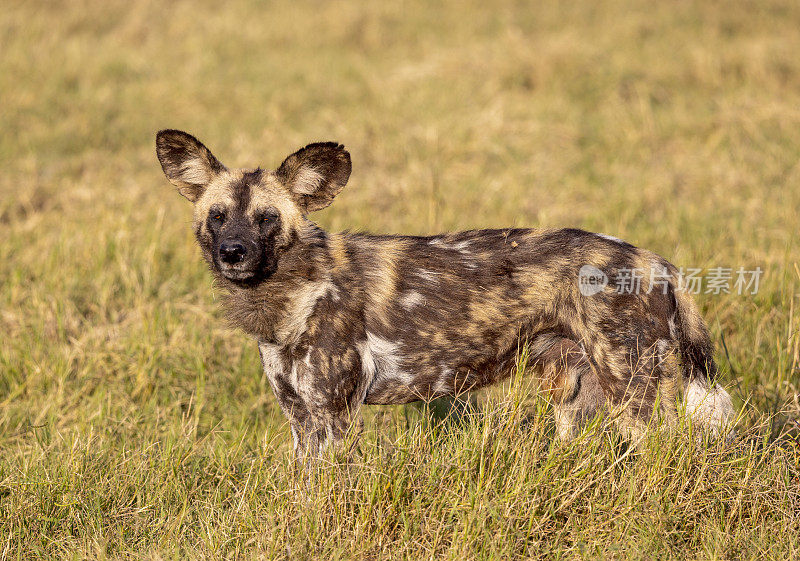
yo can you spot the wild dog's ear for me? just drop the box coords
[276,142,351,213]
[156,129,226,203]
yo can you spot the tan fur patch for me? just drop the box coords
[362,239,408,325]
[246,172,305,236]
[328,233,349,272]
[193,170,238,225]
[275,280,334,344]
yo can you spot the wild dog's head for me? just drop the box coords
[156,130,351,285]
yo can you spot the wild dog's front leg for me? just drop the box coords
[258,342,314,459]
[585,335,680,442]
[291,411,364,465]
[299,343,370,464]
[531,335,606,440]
[259,341,367,465]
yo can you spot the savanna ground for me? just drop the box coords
[2,0,800,558]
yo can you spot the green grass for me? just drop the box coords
[1,0,800,558]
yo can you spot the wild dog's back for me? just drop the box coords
[329,228,645,405]
[338,227,731,438]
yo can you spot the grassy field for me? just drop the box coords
[2,0,800,558]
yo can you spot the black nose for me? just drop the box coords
[219,241,246,264]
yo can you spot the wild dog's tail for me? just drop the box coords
[671,283,735,435]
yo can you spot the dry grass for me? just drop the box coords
[1,0,799,558]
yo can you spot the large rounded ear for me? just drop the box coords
[156,129,226,203]
[276,142,351,213]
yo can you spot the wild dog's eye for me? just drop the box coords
[262,213,278,224]
[211,212,225,223]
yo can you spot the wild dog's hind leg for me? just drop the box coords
[531,335,606,440]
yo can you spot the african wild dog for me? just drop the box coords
[156,129,734,461]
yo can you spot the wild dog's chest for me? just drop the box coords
[230,278,336,344]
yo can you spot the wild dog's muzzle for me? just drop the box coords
[216,236,261,281]
[219,240,247,264]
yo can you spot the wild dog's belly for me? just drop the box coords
[360,330,521,405]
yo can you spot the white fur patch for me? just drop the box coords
[655,338,676,366]
[292,167,325,194]
[290,358,301,388]
[429,238,471,253]
[400,291,426,310]
[258,342,286,403]
[597,233,625,244]
[434,367,453,394]
[179,160,213,186]
[416,269,441,283]
[258,342,284,378]
[685,379,735,435]
[359,332,412,385]
[667,317,679,340]
[357,339,376,382]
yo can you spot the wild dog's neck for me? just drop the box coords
[218,220,334,345]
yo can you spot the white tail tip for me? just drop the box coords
[685,379,735,436]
